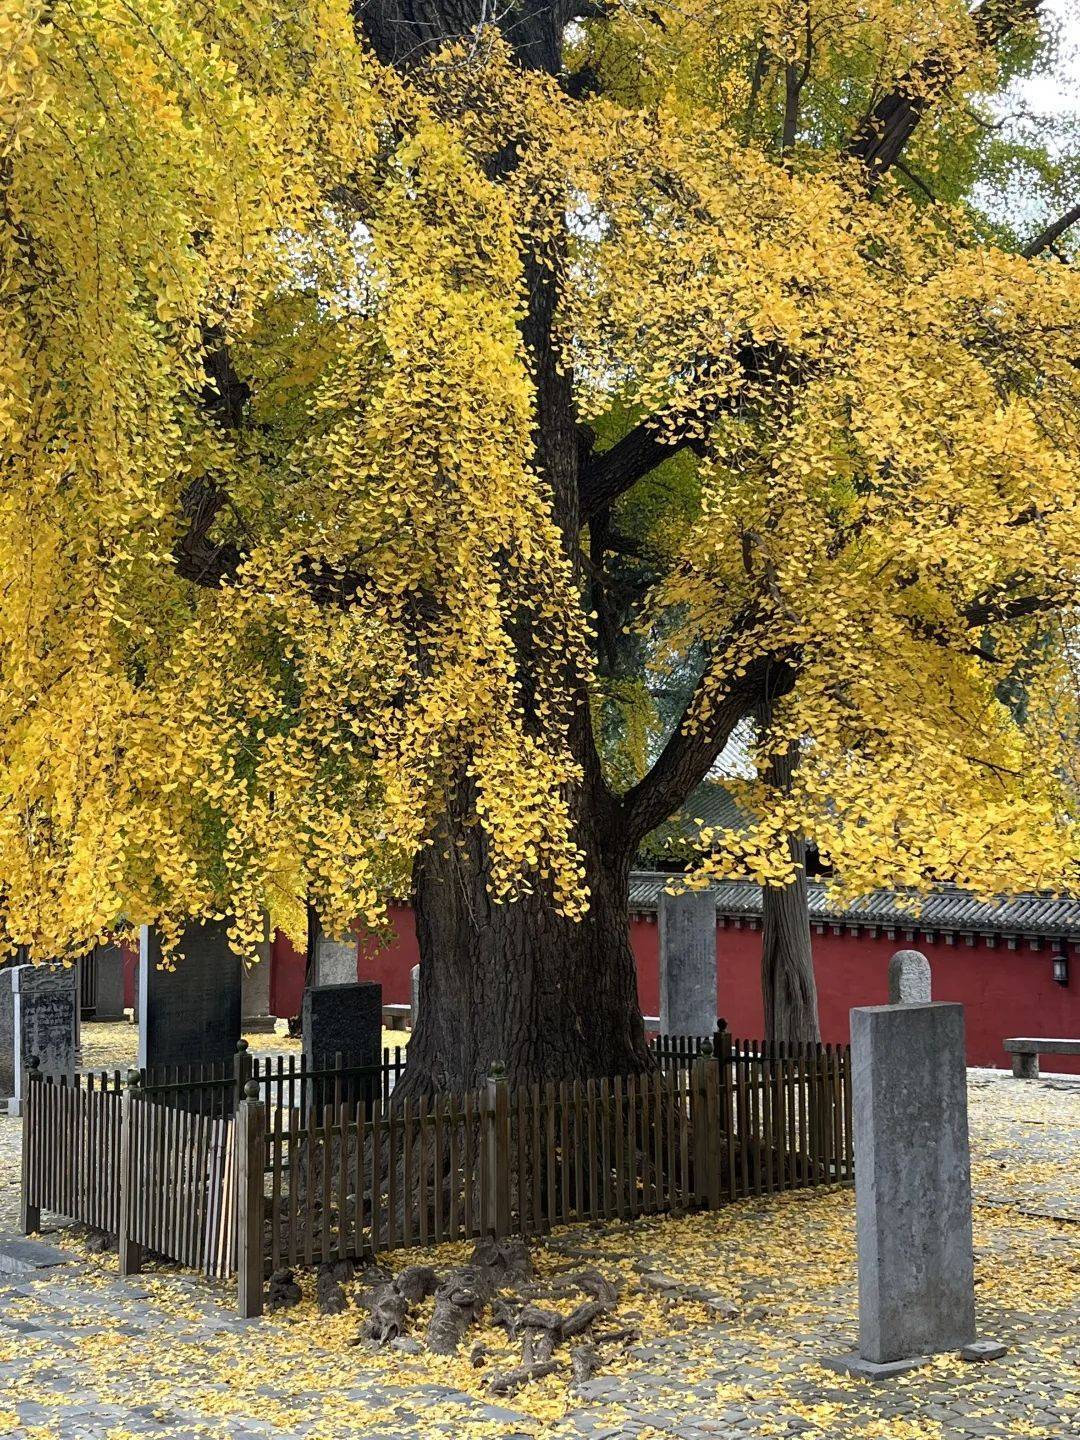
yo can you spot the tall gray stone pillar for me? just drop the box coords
[138,920,241,1071]
[659,889,717,1037]
[241,914,275,1032]
[410,964,420,1030]
[830,1001,976,1377]
[92,943,127,1021]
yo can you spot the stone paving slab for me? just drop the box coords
[0,1236,76,1274]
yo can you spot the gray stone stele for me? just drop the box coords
[241,919,274,1032]
[410,964,420,1031]
[241,958,274,1032]
[0,969,16,1102]
[313,933,358,987]
[302,982,382,1107]
[138,920,241,1072]
[851,1001,976,1364]
[888,949,932,1005]
[91,943,127,1021]
[0,963,78,1115]
[658,889,717,1037]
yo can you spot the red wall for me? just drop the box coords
[268,903,419,1020]
[262,907,1080,1073]
[269,930,305,1021]
[638,917,1079,1073]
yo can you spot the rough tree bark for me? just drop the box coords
[760,836,820,1045]
[757,709,820,1046]
[406,764,650,1089]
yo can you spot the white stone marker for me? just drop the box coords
[313,932,357,987]
[410,964,420,1030]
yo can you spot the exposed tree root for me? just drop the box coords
[488,1359,559,1396]
[570,1342,600,1383]
[428,1264,499,1354]
[340,1238,630,1397]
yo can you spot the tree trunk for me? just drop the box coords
[756,710,820,1045]
[401,772,649,1093]
[356,0,775,1090]
[760,839,820,1045]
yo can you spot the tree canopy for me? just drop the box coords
[2,0,1078,966]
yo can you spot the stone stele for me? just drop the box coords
[0,964,78,1116]
[138,920,241,1072]
[658,889,717,1038]
[888,949,932,1005]
[302,982,383,1108]
[851,1001,976,1366]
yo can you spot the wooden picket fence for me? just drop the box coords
[20,1072,122,1239]
[82,1042,409,1120]
[21,1074,238,1278]
[21,1038,852,1316]
[647,1032,716,1071]
[121,1095,237,1277]
[263,1069,699,1278]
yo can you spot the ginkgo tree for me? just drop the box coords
[1,0,1077,1087]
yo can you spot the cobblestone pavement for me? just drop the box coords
[0,1068,1076,1440]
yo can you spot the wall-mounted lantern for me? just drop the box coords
[1052,946,1069,987]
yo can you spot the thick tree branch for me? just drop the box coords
[1022,200,1080,259]
[907,579,1069,659]
[352,0,581,71]
[578,342,793,520]
[962,584,1066,628]
[620,653,797,843]
[844,0,1043,187]
[173,478,244,587]
[579,423,699,522]
[173,336,248,586]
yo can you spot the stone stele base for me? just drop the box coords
[822,1337,1007,1380]
[819,1352,930,1382]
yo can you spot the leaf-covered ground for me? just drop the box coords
[0,1065,1075,1440]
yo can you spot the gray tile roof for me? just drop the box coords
[671,780,749,835]
[628,872,1080,939]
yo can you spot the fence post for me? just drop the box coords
[118,1069,142,1276]
[691,1041,721,1209]
[234,1039,251,1111]
[236,1079,266,1318]
[20,1056,42,1234]
[483,1063,510,1239]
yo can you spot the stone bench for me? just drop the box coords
[1003,1037,1080,1079]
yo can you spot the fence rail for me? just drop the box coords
[22,1037,852,1316]
[82,1043,409,1119]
